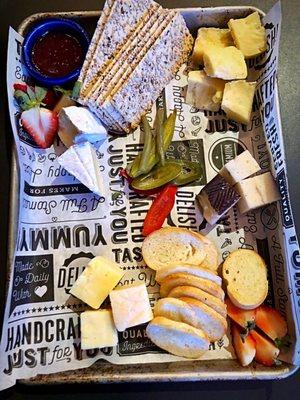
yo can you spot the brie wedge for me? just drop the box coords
[58,106,107,148]
[58,142,105,195]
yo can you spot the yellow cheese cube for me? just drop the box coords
[80,309,118,350]
[236,172,280,214]
[228,12,267,59]
[192,28,234,65]
[70,256,124,309]
[109,283,153,332]
[203,46,247,80]
[221,80,256,125]
[186,70,225,112]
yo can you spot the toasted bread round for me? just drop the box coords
[159,273,225,300]
[153,298,199,327]
[180,296,227,342]
[222,249,268,310]
[169,286,227,318]
[194,232,219,271]
[146,316,209,358]
[156,263,222,286]
[142,227,211,271]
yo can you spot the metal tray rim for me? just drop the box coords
[8,6,298,385]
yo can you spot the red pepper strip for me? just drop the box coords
[142,185,177,236]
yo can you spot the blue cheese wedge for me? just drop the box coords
[80,309,118,350]
[70,256,124,309]
[235,172,280,214]
[58,106,107,148]
[219,150,260,186]
[109,283,153,331]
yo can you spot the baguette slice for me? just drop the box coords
[153,298,199,327]
[142,227,211,271]
[168,285,227,318]
[180,297,227,342]
[146,316,209,358]
[193,232,219,271]
[160,273,225,300]
[222,249,268,310]
[156,263,222,286]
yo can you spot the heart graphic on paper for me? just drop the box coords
[34,285,47,298]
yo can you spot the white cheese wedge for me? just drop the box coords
[109,283,153,332]
[203,46,247,80]
[58,106,107,148]
[80,309,118,350]
[228,12,267,59]
[186,70,225,112]
[70,256,124,309]
[58,142,105,195]
[221,80,256,125]
[74,142,104,196]
[235,172,281,214]
[192,28,234,65]
[219,150,261,186]
[57,146,95,190]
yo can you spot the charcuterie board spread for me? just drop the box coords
[1,0,300,390]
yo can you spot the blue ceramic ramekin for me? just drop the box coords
[22,18,90,86]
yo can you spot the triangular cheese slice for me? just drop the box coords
[57,146,95,192]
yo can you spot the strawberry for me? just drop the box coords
[20,107,58,149]
[13,83,27,92]
[225,298,256,333]
[255,305,288,346]
[232,323,256,367]
[42,89,59,109]
[250,330,280,367]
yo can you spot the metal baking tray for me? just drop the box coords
[10,7,298,385]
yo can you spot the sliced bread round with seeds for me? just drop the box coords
[180,296,227,342]
[146,316,209,358]
[153,298,199,327]
[159,273,225,300]
[222,249,268,310]
[142,227,215,271]
[168,285,227,318]
[155,263,222,286]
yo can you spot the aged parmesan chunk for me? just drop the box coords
[186,70,225,112]
[203,46,247,80]
[192,28,233,65]
[221,80,256,125]
[228,12,267,59]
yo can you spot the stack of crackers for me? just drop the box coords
[76,0,193,133]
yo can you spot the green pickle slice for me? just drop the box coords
[131,162,181,190]
[172,160,203,186]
